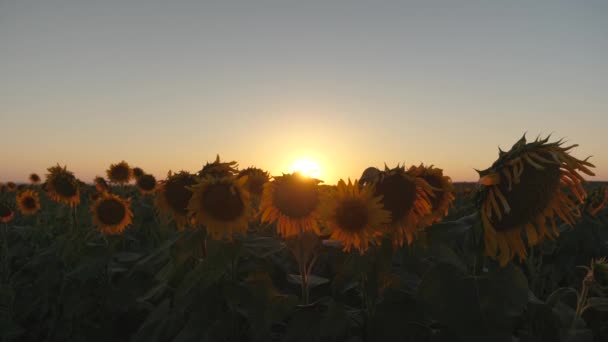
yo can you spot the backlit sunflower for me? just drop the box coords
[29,173,41,184]
[106,161,133,185]
[0,202,14,223]
[237,167,270,199]
[407,164,455,225]
[321,179,390,254]
[94,176,109,193]
[132,167,145,180]
[91,193,133,235]
[155,171,198,229]
[6,182,17,192]
[585,186,608,217]
[198,154,238,179]
[16,190,41,215]
[477,135,595,266]
[372,165,434,247]
[136,174,157,195]
[188,176,253,240]
[45,164,80,207]
[260,172,322,237]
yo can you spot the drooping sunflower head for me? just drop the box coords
[91,193,133,235]
[155,171,198,229]
[372,164,433,246]
[29,173,41,184]
[585,186,608,217]
[407,164,455,225]
[136,174,157,195]
[237,167,270,198]
[477,135,595,266]
[16,190,41,215]
[0,201,14,223]
[132,167,145,180]
[94,176,110,193]
[6,182,17,192]
[188,176,253,240]
[197,154,238,179]
[106,161,133,185]
[260,172,322,237]
[321,179,390,254]
[45,164,80,207]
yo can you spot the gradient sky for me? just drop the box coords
[1,0,607,184]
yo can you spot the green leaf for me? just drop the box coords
[287,274,329,289]
[585,297,608,312]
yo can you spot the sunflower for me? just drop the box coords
[477,135,595,266]
[16,190,41,215]
[132,167,145,180]
[198,154,238,179]
[154,171,198,229]
[0,202,14,223]
[136,174,157,195]
[45,164,80,207]
[407,164,455,225]
[321,179,390,254]
[585,186,608,217]
[29,173,41,184]
[237,167,270,198]
[372,165,434,246]
[106,161,133,185]
[188,176,253,240]
[94,176,109,193]
[91,193,133,235]
[260,172,322,237]
[6,182,17,192]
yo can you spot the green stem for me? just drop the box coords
[298,238,310,305]
[2,223,9,284]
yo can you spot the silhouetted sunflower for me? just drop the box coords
[29,173,41,184]
[94,176,109,193]
[237,167,270,199]
[584,186,608,217]
[106,161,133,185]
[91,193,133,235]
[321,179,390,254]
[45,164,80,207]
[372,165,433,246]
[198,154,238,179]
[407,164,455,225]
[477,135,595,266]
[132,167,145,180]
[260,172,322,237]
[16,190,41,215]
[188,176,253,240]
[136,174,157,194]
[6,182,17,192]
[155,171,198,229]
[0,202,14,223]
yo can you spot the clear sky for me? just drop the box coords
[1,0,606,184]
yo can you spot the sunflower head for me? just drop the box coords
[0,201,14,223]
[16,190,41,215]
[197,154,238,179]
[477,135,595,266]
[132,167,145,180]
[407,164,455,225]
[155,171,198,229]
[45,164,80,207]
[91,193,133,235]
[585,186,608,217]
[237,167,270,198]
[6,182,17,192]
[321,179,390,254]
[188,176,253,240]
[260,172,322,237]
[29,173,41,184]
[94,176,110,193]
[106,161,133,185]
[372,165,433,246]
[136,174,157,195]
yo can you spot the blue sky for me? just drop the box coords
[1,0,606,184]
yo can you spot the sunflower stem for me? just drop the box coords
[1,223,9,284]
[298,238,310,305]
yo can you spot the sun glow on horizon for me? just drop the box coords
[289,159,321,178]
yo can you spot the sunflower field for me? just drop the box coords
[1,135,607,342]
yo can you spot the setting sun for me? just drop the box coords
[289,159,321,178]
